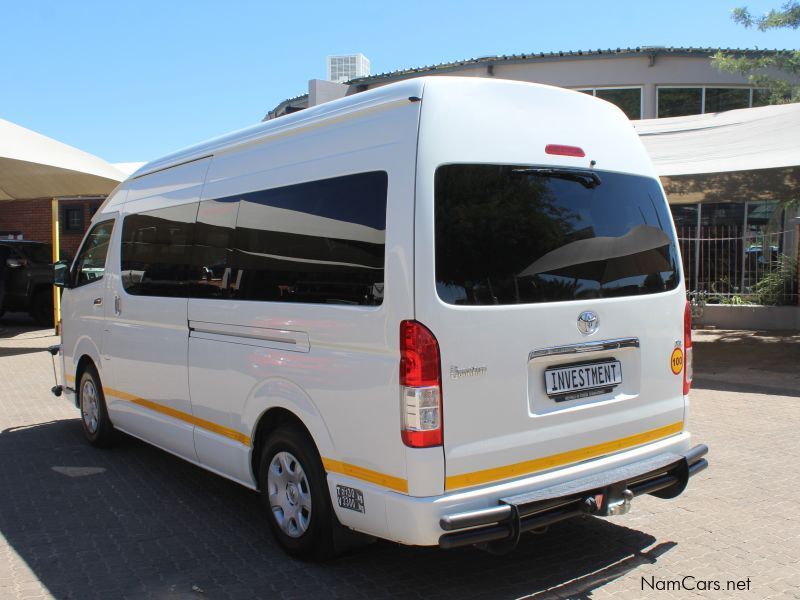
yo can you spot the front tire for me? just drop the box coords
[259,426,337,560]
[78,365,115,447]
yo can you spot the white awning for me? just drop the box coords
[635,103,800,177]
[0,118,125,201]
[112,162,146,177]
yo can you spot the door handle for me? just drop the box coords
[93,297,103,306]
[114,295,121,316]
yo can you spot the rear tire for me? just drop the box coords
[78,365,115,447]
[31,289,53,326]
[259,426,338,560]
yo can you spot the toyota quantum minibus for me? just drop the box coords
[53,77,708,559]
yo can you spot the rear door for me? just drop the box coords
[419,166,686,492]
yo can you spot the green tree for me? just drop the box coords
[712,2,800,104]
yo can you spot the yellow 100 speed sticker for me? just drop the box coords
[670,348,684,375]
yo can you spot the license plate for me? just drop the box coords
[545,360,622,398]
[336,485,365,513]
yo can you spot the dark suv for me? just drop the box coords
[0,241,55,325]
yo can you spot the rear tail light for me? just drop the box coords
[545,144,585,157]
[400,320,443,447]
[684,301,693,395]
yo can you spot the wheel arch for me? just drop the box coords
[73,354,100,407]
[249,403,335,491]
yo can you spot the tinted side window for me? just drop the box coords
[216,172,388,305]
[189,198,238,299]
[120,204,196,297]
[73,220,114,287]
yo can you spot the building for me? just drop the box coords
[270,46,789,120]
[266,47,799,305]
[0,196,105,258]
[327,53,370,84]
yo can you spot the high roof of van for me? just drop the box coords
[129,78,428,180]
[131,76,616,182]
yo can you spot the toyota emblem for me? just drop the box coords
[577,311,599,335]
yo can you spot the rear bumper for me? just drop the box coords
[438,443,708,551]
[327,431,702,546]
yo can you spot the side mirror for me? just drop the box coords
[6,257,26,269]
[53,260,71,288]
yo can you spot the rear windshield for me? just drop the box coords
[435,165,680,305]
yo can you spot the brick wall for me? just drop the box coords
[0,198,103,259]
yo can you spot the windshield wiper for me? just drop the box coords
[511,167,602,189]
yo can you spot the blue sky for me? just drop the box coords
[1,0,797,164]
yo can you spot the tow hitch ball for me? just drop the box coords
[607,489,634,516]
[582,488,634,517]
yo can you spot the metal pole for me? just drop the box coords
[694,204,701,294]
[51,198,61,335]
[741,202,748,296]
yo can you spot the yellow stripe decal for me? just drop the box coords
[322,458,408,494]
[445,421,684,491]
[103,387,251,447]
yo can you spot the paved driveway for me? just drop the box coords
[1,316,798,599]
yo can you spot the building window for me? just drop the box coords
[704,88,750,113]
[658,87,765,118]
[577,87,642,119]
[63,206,84,232]
[657,88,703,118]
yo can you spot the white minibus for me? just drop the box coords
[53,76,708,559]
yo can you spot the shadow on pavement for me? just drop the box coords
[693,329,800,398]
[0,419,672,600]
[0,313,54,341]
[693,376,800,399]
[0,346,51,358]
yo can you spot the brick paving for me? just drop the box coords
[0,315,798,599]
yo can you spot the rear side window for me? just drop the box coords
[435,165,680,305]
[191,171,388,306]
[121,204,196,297]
